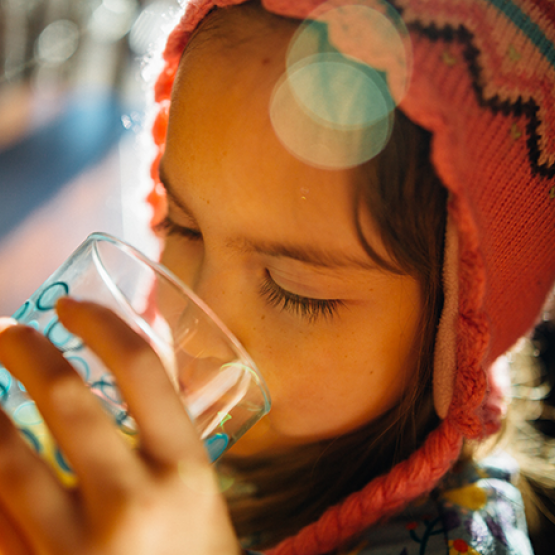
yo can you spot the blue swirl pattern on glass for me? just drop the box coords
[1,279,230,472]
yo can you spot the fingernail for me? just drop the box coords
[0,317,17,334]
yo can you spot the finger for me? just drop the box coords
[0,324,136,485]
[0,406,77,553]
[57,298,208,466]
[0,503,34,555]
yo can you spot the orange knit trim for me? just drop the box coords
[267,420,463,555]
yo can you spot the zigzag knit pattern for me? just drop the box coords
[399,0,555,173]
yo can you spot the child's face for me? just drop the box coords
[158,24,423,455]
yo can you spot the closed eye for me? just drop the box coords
[259,271,345,323]
[153,216,203,241]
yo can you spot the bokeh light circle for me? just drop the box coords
[269,0,411,170]
[288,53,393,129]
[36,20,79,66]
[270,55,394,169]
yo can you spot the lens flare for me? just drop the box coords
[270,56,393,169]
[270,0,411,170]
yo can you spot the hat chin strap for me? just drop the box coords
[433,210,459,419]
[432,210,510,429]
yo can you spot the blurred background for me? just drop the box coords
[0,0,181,314]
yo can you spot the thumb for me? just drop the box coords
[0,502,34,555]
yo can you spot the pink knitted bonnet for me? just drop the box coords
[148,0,555,553]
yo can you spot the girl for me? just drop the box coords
[0,0,554,554]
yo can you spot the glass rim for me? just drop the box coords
[87,232,271,413]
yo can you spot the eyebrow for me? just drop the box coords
[158,162,378,271]
[159,163,200,225]
[227,237,379,270]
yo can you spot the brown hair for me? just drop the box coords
[498,297,555,555]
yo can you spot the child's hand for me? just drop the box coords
[0,299,241,555]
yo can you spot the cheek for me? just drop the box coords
[252,329,414,440]
[250,278,423,443]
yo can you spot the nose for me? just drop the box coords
[172,292,235,360]
[159,247,251,361]
[176,352,251,439]
[187,259,244,343]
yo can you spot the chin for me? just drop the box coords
[227,413,361,457]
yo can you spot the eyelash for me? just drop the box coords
[259,272,344,323]
[153,216,203,241]
[156,216,343,323]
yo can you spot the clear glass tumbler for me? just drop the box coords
[0,233,270,484]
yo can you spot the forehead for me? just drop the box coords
[161,7,398,271]
[173,6,298,116]
[166,17,366,229]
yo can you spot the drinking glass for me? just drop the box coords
[0,232,270,484]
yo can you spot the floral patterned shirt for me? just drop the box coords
[244,453,533,555]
